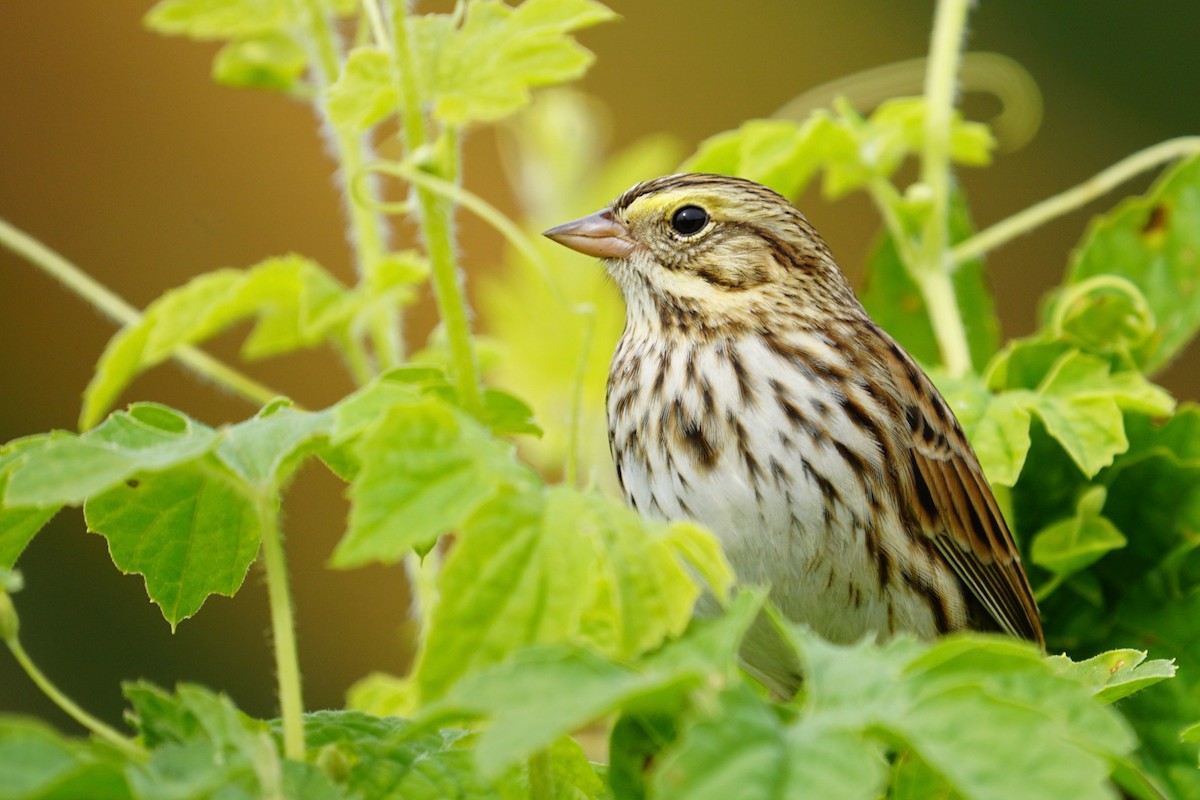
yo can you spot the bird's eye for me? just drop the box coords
[670,205,709,236]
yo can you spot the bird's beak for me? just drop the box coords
[543,208,636,259]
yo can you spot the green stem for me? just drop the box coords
[951,136,1200,265]
[0,218,283,412]
[298,0,401,375]
[914,0,973,377]
[389,2,481,412]
[5,634,146,759]
[257,496,306,760]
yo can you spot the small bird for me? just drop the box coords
[544,173,1042,694]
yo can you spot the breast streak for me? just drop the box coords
[608,331,937,643]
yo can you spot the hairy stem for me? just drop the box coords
[299,0,401,374]
[258,497,306,760]
[0,218,283,412]
[4,631,146,759]
[915,0,973,376]
[952,136,1200,265]
[389,2,481,412]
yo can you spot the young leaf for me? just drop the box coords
[215,403,334,490]
[1031,487,1128,579]
[333,398,532,567]
[84,457,261,628]
[325,47,394,132]
[1046,649,1177,705]
[1031,350,1175,476]
[145,0,294,40]
[1064,154,1200,373]
[938,377,1032,487]
[82,255,353,429]
[684,97,994,200]
[212,32,308,92]
[422,0,618,125]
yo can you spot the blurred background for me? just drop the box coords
[2,1,1198,732]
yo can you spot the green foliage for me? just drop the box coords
[3,2,1200,799]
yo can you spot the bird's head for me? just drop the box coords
[543,173,858,334]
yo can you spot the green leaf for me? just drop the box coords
[779,629,1136,800]
[1031,487,1128,579]
[1047,649,1177,705]
[325,47,394,131]
[123,683,343,800]
[426,592,762,777]
[1046,275,1157,357]
[684,97,993,200]
[298,711,508,799]
[333,398,530,567]
[423,0,618,125]
[0,436,67,568]
[213,32,308,92]
[0,717,130,800]
[84,457,261,628]
[651,684,886,800]
[939,378,1032,487]
[215,403,333,490]
[863,190,1000,370]
[413,487,731,703]
[413,489,594,704]
[144,0,294,40]
[1032,350,1175,476]
[82,255,352,429]
[1064,154,1200,373]
[5,405,219,508]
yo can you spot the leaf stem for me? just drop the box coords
[298,0,401,374]
[0,218,283,411]
[4,632,146,759]
[914,0,973,377]
[389,2,481,412]
[951,136,1200,265]
[257,496,306,760]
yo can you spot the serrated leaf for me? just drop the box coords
[123,683,343,800]
[82,255,352,429]
[215,403,333,490]
[684,97,993,201]
[5,405,219,508]
[334,398,530,567]
[426,593,762,777]
[298,711,508,799]
[145,0,294,40]
[1031,350,1175,476]
[0,716,130,800]
[326,47,395,131]
[213,32,308,91]
[1065,154,1200,373]
[941,380,1032,487]
[0,435,68,568]
[1047,649,1177,705]
[419,0,618,126]
[777,629,1136,800]
[651,685,886,800]
[84,457,261,627]
[1031,487,1128,578]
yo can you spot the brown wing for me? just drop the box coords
[879,336,1044,647]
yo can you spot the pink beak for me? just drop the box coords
[543,208,637,259]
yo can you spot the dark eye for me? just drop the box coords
[670,205,709,236]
